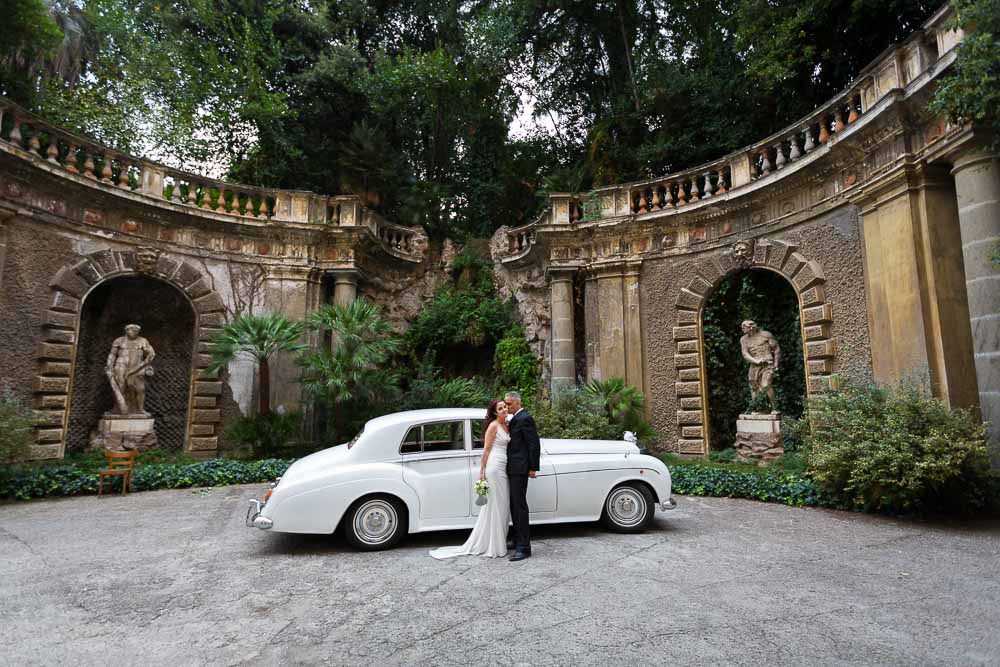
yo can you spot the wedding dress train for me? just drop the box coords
[429,426,510,559]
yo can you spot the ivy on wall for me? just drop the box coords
[702,269,806,450]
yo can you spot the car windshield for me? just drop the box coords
[347,428,364,449]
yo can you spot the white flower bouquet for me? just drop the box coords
[474,479,489,506]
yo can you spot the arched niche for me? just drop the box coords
[672,239,835,455]
[34,248,228,459]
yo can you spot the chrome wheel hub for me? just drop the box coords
[354,500,397,544]
[607,488,646,527]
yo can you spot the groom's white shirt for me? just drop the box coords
[505,408,524,423]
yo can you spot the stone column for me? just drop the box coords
[952,151,1000,455]
[548,269,576,392]
[332,270,358,306]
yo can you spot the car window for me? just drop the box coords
[471,420,484,450]
[400,425,421,454]
[399,420,466,454]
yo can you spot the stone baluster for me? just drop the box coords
[28,130,42,156]
[183,183,194,205]
[82,150,96,178]
[637,190,649,213]
[215,189,225,211]
[246,197,256,216]
[100,156,113,181]
[65,144,79,173]
[117,161,130,189]
[718,168,730,193]
[201,185,213,209]
[703,171,713,197]
[789,134,802,161]
[8,117,22,146]
[803,126,816,153]
[46,137,60,164]
[818,117,830,143]
[169,178,181,201]
[774,142,786,169]
[761,149,772,176]
[677,181,688,205]
[847,94,859,124]
[834,108,846,133]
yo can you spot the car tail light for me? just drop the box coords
[264,488,273,503]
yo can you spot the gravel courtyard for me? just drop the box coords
[1,486,998,666]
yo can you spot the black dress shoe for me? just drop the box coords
[509,550,531,562]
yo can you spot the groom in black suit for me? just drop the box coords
[504,390,540,561]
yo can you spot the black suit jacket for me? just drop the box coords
[506,409,541,475]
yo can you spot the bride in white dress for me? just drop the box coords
[430,399,511,559]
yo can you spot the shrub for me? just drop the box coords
[532,390,623,440]
[582,377,655,440]
[0,385,34,463]
[709,447,738,464]
[399,358,495,409]
[0,458,294,501]
[493,327,539,398]
[663,456,831,507]
[225,412,301,459]
[803,382,991,513]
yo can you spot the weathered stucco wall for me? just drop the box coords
[640,204,873,451]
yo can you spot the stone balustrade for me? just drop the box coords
[494,4,962,262]
[0,100,421,260]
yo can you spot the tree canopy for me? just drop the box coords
[2,0,951,239]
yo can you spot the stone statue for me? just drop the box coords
[105,324,155,416]
[740,319,781,413]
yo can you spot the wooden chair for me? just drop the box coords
[98,450,136,497]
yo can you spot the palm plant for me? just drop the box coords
[582,377,654,440]
[300,299,401,439]
[207,313,305,415]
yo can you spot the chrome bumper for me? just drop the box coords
[246,499,273,529]
[659,497,677,511]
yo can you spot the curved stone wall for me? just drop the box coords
[2,3,998,458]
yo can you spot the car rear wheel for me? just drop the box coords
[601,483,655,533]
[344,495,406,551]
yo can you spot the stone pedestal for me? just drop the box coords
[90,415,157,451]
[735,413,783,464]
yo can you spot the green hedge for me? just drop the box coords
[668,462,832,507]
[0,459,293,501]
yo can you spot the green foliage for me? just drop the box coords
[6,1,937,238]
[493,327,539,399]
[661,454,832,507]
[430,378,493,409]
[532,390,623,441]
[702,270,806,450]
[708,448,738,464]
[0,458,293,501]
[404,252,513,375]
[301,299,401,443]
[804,381,992,513]
[225,412,301,459]
[0,0,62,102]
[582,377,655,440]
[930,0,1000,149]
[0,385,34,463]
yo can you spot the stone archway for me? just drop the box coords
[35,248,228,459]
[672,239,835,455]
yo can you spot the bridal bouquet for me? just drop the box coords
[474,479,489,506]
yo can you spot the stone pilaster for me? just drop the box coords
[952,150,1000,456]
[854,164,978,409]
[264,266,318,414]
[596,264,627,381]
[548,268,576,392]
[623,261,645,395]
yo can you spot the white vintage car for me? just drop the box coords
[246,408,676,550]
